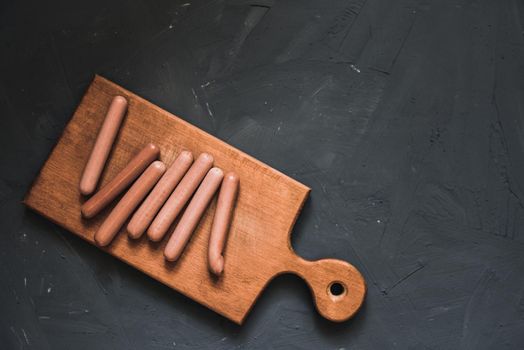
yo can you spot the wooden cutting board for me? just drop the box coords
[24,75,366,324]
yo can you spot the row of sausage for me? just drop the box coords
[79,96,238,276]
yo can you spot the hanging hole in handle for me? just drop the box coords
[328,281,347,301]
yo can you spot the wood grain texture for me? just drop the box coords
[24,75,366,324]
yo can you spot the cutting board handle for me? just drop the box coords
[284,254,366,322]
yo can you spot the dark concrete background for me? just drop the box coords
[2,0,524,348]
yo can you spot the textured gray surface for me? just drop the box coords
[2,0,524,348]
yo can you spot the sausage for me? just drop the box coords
[208,172,239,276]
[80,96,128,195]
[81,143,160,218]
[94,161,166,247]
[127,151,194,239]
[164,167,224,262]
[147,153,214,241]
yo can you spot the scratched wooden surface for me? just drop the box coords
[2,0,524,348]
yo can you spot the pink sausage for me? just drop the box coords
[127,151,194,239]
[81,143,160,218]
[80,96,128,195]
[164,167,224,262]
[208,172,239,276]
[94,161,166,247]
[147,153,214,241]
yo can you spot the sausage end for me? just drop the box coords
[151,160,166,172]
[209,256,224,276]
[94,234,110,247]
[163,249,179,262]
[79,180,95,196]
[112,95,128,107]
[81,205,95,219]
[198,152,214,165]
[147,226,164,242]
[180,150,194,162]
[210,167,224,178]
[127,224,142,239]
[146,143,161,157]
[224,172,239,184]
